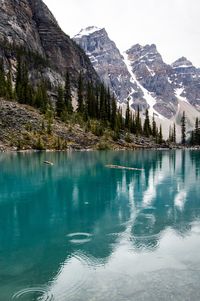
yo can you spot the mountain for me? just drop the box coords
[73,27,145,107]
[0,0,99,91]
[74,27,200,138]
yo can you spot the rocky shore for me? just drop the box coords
[0,99,179,152]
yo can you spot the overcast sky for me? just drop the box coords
[43,0,200,67]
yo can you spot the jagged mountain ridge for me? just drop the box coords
[74,26,200,126]
[74,27,145,108]
[0,0,99,92]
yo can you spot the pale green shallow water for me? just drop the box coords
[0,150,200,301]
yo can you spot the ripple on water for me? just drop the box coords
[67,232,93,244]
[12,287,53,301]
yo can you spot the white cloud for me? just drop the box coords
[43,0,200,67]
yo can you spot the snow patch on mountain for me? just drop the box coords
[123,52,165,120]
[175,88,188,103]
[74,26,102,38]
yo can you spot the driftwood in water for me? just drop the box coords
[44,161,54,166]
[105,165,143,171]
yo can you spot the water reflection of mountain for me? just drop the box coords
[0,150,200,299]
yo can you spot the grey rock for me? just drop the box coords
[73,27,144,104]
[0,0,99,91]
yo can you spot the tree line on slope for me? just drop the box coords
[0,52,183,145]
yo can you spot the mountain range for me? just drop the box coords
[74,26,200,138]
[0,0,199,143]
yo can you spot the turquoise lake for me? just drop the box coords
[0,150,200,301]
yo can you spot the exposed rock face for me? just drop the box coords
[125,44,177,118]
[170,57,200,110]
[73,27,144,104]
[0,0,99,89]
[75,26,200,123]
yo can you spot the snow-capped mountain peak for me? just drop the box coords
[74,26,103,38]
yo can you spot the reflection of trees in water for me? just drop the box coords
[0,151,200,290]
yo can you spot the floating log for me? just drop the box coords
[105,165,143,171]
[44,160,54,166]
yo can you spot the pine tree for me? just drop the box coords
[111,94,117,130]
[125,99,131,130]
[173,123,176,143]
[143,109,151,137]
[64,71,73,114]
[181,111,186,145]
[194,117,200,145]
[135,106,142,136]
[130,112,136,134]
[190,130,195,146]
[168,125,172,142]
[158,125,163,144]
[77,72,84,113]
[6,69,13,100]
[152,114,157,137]
[56,85,65,118]
[0,59,6,97]
[15,54,23,102]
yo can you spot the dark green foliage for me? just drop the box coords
[77,72,84,113]
[143,109,151,137]
[56,85,65,118]
[135,106,142,136]
[111,94,117,130]
[34,82,49,113]
[64,72,73,114]
[181,111,186,145]
[6,70,13,100]
[158,125,163,144]
[15,55,33,105]
[0,59,6,97]
[125,132,132,143]
[173,123,176,143]
[125,99,131,130]
[152,114,157,137]
[190,117,200,145]
[194,117,200,145]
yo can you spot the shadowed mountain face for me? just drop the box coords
[0,0,99,89]
[74,27,200,122]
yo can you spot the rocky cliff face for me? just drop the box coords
[170,57,200,110]
[73,27,144,104]
[0,0,99,89]
[125,44,177,118]
[74,27,200,126]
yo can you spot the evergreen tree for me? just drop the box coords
[56,85,65,118]
[158,125,163,144]
[125,99,131,130]
[6,69,13,100]
[0,59,6,97]
[181,111,186,145]
[143,109,151,137]
[194,117,200,145]
[64,71,73,114]
[152,114,157,137]
[77,72,84,113]
[15,54,23,102]
[168,125,172,142]
[99,84,107,121]
[190,130,195,146]
[130,112,136,134]
[111,94,117,130]
[135,106,142,136]
[173,123,176,143]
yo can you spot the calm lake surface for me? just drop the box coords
[0,150,200,301]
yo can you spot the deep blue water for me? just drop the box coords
[0,150,200,301]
